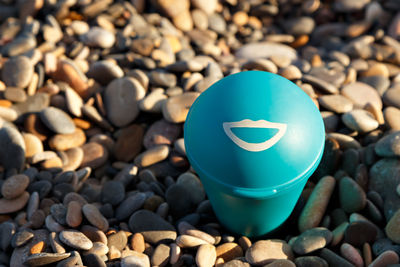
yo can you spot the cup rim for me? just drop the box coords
[184,135,325,199]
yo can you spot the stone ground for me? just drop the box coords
[0,0,400,266]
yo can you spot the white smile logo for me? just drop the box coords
[222,119,287,152]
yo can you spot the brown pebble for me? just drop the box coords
[41,156,63,170]
[48,128,86,151]
[340,243,363,267]
[23,133,43,158]
[1,174,30,200]
[369,250,399,267]
[216,242,243,262]
[30,241,45,254]
[299,176,336,232]
[82,204,109,232]
[24,113,51,141]
[81,225,108,244]
[131,233,145,253]
[66,201,82,228]
[113,124,144,162]
[363,243,372,266]
[80,142,108,169]
[238,236,252,251]
[0,191,30,214]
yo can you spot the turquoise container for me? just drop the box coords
[184,71,325,237]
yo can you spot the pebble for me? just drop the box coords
[128,210,176,244]
[339,176,367,213]
[294,256,328,267]
[66,201,82,228]
[63,147,84,171]
[162,92,199,123]
[11,229,34,248]
[49,128,86,151]
[59,230,93,250]
[245,240,293,265]
[121,253,150,267]
[386,209,400,244]
[23,133,43,158]
[80,225,107,245]
[334,0,370,12]
[65,87,83,117]
[150,70,177,88]
[134,145,169,167]
[383,88,400,109]
[101,181,125,206]
[115,193,147,221]
[369,250,399,267]
[344,221,378,246]
[341,82,382,110]
[151,243,170,267]
[319,95,353,113]
[82,253,106,267]
[222,259,250,267]
[216,242,243,262]
[0,191,29,214]
[4,87,27,103]
[369,159,400,198]
[2,56,34,88]
[139,88,167,113]
[375,131,400,157]
[319,248,354,267]
[39,107,76,134]
[283,16,315,35]
[196,244,216,267]
[176,235,209,248]
[298,176,336,232]
[1,174,30,199]
[302,75,339,94]
[87,60,124,85]
[340,243,363,267]
[165,183,196,218]
[235,42,297,61]
[82,204,109,232]
[384,107,400,130]
[81,27,115,48]
[131,233,145,253]
[292,227,333,255]
[104,77,145,127]
[24,252,70,266]
[107,231,127,251]
[143,119,181,149]
[113,124,144,162]
[0,126,26,170]
[342,109,379,133]
[80,142,108,169]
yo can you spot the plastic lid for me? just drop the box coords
[184,71,325,196]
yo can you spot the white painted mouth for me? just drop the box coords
[223,119,287,152]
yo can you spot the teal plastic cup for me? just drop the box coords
[184,71,325,237]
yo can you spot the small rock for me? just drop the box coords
[121,253,150,267]
[334,0,371,12]
[375,131,400,157]
[342,109,379,133]
[339,176,367,213]
[295,256,328,267]
[128,210,176,244]
[176,235,209,248]
[49,128,86,151]
[59,230,93,250]
[65,87,83,117]
[2,56,34,88]
[162,92,199,123]
[1,174,30,200]
[23,133,43,158]
[149,70,177,88]
[344,221,378,246]
[384,107,400,130]
[386,209,400,244]
[341,82,382,110]
[235,42,297,61]
[104,77,145,127]
[134,145,169,167]
[40,107,76,134]
[0,126,26,170]
[66,201,82,228]
[0,191,30,214]
[292,227,333,255]
[101,181,125,206]
[245,240,293,265]
[144,119,181,149]
[369,250,399,267]
[319,95,353,113]
[319,248,354,267]
[80,142,108,169]
[87,60,124,85]
[24,252,70,266]
[81,27,115,48]
[107,231,127,251]
[113,124,144,162]
[115,193,147,221]
[82,204,109,232]
[196,244,216,267]
[283,16,315,35]
[340,243,364,267]
[151,243,170,267]
[4,87,27,103]
[11,229,34,247]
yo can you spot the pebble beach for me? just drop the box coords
[0,0,400,266]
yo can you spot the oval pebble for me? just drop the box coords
[40,107,76,134]
[2,56,34,88]
[59,229,93,250]
[82,204,109,232]
[196,244,216,267]
[1,174,30,200]
[342,109,379,133]
[245,240,293,265]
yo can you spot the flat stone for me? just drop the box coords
[334,0,371,12]
[1,174,29,200]
[66,201,82,228]
[176,172,205,205]
[49,128,86,151]
[0,106,18,121]
[87,60,124,85]
[302,75,338,94]
[24,252,70,266]
[165,183,196,218]
[101,180,125,206]
[222,259,250,267]
[134,145,169,167]
[107,231,127,252]
[162,92,199,123]
[1,33,36,57]
[115,192,147,221]
[128,210,176,244]
[40,107,76,134]
[216,243,243,262]
[151,243,170,267]
[292,227,333,255]
[386,209,400,244]
[342,109,379,133]
[12,229,34,248]
[139,88,167,113]
[81,27,115,48]
[104,77,145,127]
[245,240,293,265]
[80,225,107,245]
[0,221,16,250]
[82,253,106,267]
[319,248,354,267]
[80,142,108,169]
[82,204,109,232]
[344,221,378,247]
[4,87,27,103]
[264,259,296,267]
[283,16,315,35]
[2,56,34,88]
[369,250,399,267]
[0,126,25,170]
[23,133,43,158]
[121,253,150,267]
[340,243,364,267]
[375,131,400,157]
[59,230,93,250]
[341,82,382,110]
[196,244,216,267]
[143,119,181,149]
[339,176,367,213]
[63,147,84,171]
[235,42,297,61]
[65,87,83,117]
[149,70,177,88]
[384,107,400,130]
[0,191,29,214]
[84,241,109,257]
[176,235,209,248]
[319,95,353,113]
[295,256,328,267]
[369,159,400,198]
[298,176,336,232]
[113,124,144,162]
